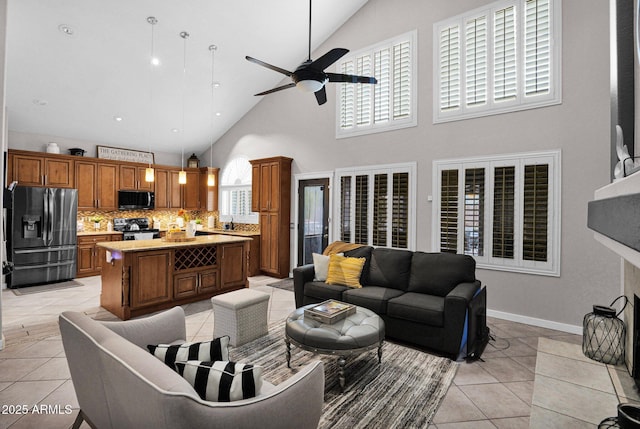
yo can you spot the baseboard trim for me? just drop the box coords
[488,309,582,336]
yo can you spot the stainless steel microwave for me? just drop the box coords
[118,190,154,210]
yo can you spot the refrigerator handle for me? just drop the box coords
[42,188,49,245]
[47,189,54,246]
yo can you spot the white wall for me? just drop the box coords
[205,0,620,331]
[8,130,183,166]
[1,0,8,349]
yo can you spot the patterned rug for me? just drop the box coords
[231,320,457,429]
[266,277,294,292]
[11,279,84,295]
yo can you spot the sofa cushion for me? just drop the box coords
[368,248,413,291]
[326,254,366,288]
[343,246,373,285]
[312,252,342,281]
[175,360,263,402]
[408,252,476,297]
[147,337,230,370]
[304,281,349,303]
[342,287,404,314]
[387,293,445,327]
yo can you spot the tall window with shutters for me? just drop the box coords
[433,150,560,276]
[434,0,561,123]
[336,31,417,138]
[336,163,416,250]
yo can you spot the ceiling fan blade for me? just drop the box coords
[314,87,327,105]
[245,56,293,77]
[254,83,296,96]
[310,48,349,71]
[327,73,378,84]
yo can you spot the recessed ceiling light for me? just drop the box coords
[215,112,222,117]
[151,57,160,66]
[32,99,48,106]
[58,24,74,36]
[113,116,123,122]
[171,128,179,133]
[212,81,221,88]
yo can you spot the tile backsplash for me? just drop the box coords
[77,209,259,233]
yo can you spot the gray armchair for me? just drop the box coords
[60,306,324,429]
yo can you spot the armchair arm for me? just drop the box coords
[293,264,315,308]
[441,280,481,356]
[101,306,187,349]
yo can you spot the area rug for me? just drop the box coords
[267,277,294,292]
[231,320,457,429]
[11,280,84,295]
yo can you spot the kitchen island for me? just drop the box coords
[97,235,252,320]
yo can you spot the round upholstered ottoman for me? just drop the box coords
[285,303,385,390]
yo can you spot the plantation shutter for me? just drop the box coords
[340,176,351,241]
[525,0,551,96]
[392,172,409,248]
[464,168,485,256]
[522,164,548,261]
[340,61,355,130]
[374,48,390,123]
[393,41,412,119]
[373,174,388,246]
[440,169,459,253]
[494,6,517,102]
[354,175,369,244]
[439,25,460,111]
[356,55,372,126]
[492,166,515,258]
[465,16,488,107]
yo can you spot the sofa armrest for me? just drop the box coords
[293,264,315,308]
[101,306,187,349]
[441,280,481,356]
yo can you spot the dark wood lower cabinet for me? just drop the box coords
[77,234,122,278]
[100,241,249,320]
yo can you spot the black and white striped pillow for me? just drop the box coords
[175,360,263,402]
[147,337,229,370]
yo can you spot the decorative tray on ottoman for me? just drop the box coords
[304,300,356,324]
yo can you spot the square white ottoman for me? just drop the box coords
[211,289,270,347]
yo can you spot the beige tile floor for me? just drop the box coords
[0,275,635,428]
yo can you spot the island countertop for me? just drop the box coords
[96,234,251,252]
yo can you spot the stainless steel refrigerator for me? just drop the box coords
[7,185,78,288]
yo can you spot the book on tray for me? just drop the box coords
[304,300,356,324]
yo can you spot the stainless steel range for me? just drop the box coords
[113,218,160,240]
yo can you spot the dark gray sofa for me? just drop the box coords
[293,246,482,358]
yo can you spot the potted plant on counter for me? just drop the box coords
[90,216,103,231]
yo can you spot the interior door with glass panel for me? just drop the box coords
[297,179,330,266]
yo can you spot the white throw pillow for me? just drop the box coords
[313,252,343,281]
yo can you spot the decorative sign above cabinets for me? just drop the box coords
[97,146,155,164]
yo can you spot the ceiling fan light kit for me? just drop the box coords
[246,0,377,105]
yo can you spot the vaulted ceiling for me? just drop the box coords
[6,0,368,155]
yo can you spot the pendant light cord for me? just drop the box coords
[147,17,157,170]
[307,0,312,61]
[180,31,189,171]
[209,45,217,168]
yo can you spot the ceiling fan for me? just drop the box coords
[246,0,377,105]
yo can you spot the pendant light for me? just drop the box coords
[178,30,189,185]
[145,16,157,183]
[207,44,217,187]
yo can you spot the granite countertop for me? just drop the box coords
[203,228,260,237]
[157,227,259,237]
[77,231,123,237]
[96,234,251,252]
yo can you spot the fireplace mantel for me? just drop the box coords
[589,171,640,378]
[589,172,640,268]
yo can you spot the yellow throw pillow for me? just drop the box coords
[325,254,365,288]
